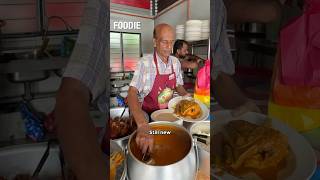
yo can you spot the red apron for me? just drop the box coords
[142,52,176,114]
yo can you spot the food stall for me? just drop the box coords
[109,0,211,179]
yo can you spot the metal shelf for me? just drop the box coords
[188,39,209,47]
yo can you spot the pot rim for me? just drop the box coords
[127,121,194,167]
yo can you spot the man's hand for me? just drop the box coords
[135,123,154,154]
[176,85,189,96]
[231,100,261,117]
[127,86,154,154]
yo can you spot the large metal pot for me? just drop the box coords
[126,121,199,180]
[110,107,149,149]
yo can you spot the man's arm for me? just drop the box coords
[212,72,260,115]
[127,86,148,127]
[127,86,154,153]
[55,77,107,180]
[212,72,247,109]
[225,0,282,24]
[180,60,198,70]
[176,85,189,96]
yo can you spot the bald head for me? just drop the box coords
[153,24,175,62]
[153,23,174,39]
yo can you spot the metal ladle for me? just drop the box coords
[142,147,155,165]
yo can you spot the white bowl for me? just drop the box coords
[186,20,202,26]
[190,121,210,152]
[190,121,210,136]
[150,109,183,126]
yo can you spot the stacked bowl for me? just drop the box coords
[176,24,185,40]
[185,20,202,42]
[201,20,210,40]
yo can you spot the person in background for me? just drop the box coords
[211,0,282,116]
[173,39,199,70]
[127,24,190,154]
[54,0,108,179]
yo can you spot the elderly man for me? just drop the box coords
[127,24,190,154]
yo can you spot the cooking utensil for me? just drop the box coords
[196,137,208,145]
[32,140,56,178]
[141,147,154,165]
[192,133,208,139]
[119,105,127,119]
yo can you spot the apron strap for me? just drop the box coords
[170,59,174,74]
[153,52,160,75]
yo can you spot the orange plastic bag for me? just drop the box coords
[269,47,320,132]
[273,45,320,108]
[268,101,320,132]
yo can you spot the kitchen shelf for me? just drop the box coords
[188,39,209,47]
[0,57,68,74]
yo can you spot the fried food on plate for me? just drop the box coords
[215,120,290,179]
[174,99,202,119]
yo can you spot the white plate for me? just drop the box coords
[168,96,209,122]
[212,110,317,180]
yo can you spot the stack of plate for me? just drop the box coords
[185,20,202,42]
[201,20,210,40]
[176,24,185,40]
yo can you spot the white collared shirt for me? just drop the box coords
[130,52,184,101]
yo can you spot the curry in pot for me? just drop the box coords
[130,124,191,166]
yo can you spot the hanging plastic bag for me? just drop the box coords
[270,46,320,132]
[194,59,210,107]
[20,101,45,141]
[197,59,210,90]
[280,0,320,86]
[273,46,320,108]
